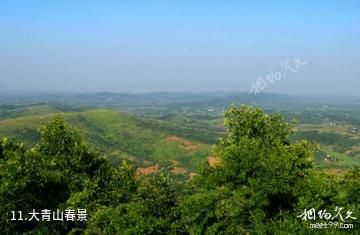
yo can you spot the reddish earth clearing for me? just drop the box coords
[165,136,183,142]
[170,167,187,175]
[165,135,203,151]
[170,159,180,166]
[137,164,160,175]
[207,155,221,167]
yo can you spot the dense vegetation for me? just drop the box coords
[0,109,213,173]
[0,106,358,234]
[1,92,360,172]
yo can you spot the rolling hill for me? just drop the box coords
[0,109,212,176]
[1,92,360,175]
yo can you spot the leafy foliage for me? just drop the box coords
[0,106,359,234]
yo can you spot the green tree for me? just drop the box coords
[0,116,107,234]
[85,173,188,235]
[1,109,357,235]
[184,105,318,234]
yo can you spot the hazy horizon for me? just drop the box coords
[1,1,359,96]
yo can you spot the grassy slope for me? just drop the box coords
[0,103,65,121]
[293,122,360,169]
[0,106,359,174]
[0,109,211,173]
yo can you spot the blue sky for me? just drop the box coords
[1,0,359,95]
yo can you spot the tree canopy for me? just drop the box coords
[0,107,358,234]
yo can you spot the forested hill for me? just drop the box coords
[1,92,360,174]
[1,106,359,234]
[0,109,217,174]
